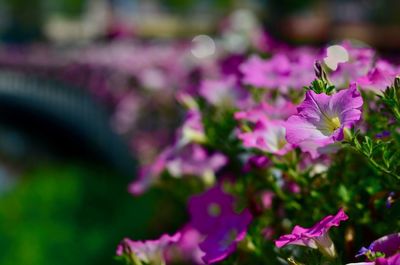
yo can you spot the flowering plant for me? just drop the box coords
[116,35,400,265]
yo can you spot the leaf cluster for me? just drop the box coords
[380,77,400,122]
[304,79,336,95]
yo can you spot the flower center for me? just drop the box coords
[208,203,221,217]
[277,137,287,150]
[326,116,341,133]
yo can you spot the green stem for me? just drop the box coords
[350,146,400,181]
[367,156,400,180]
[391,106,400,123]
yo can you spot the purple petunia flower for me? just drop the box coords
[188,186,236,234]
[347,253,400,265]
[382,253,400,265]
[383,253,400,265]
[116,233,181,265]
[219,54,246,80]
[285,83,363,158]
[275,208,348,258]
[199,210,252,264]
[243,155,271,172]
[386,192,396,208]
[356,233,400,259]
[376,131,391,139]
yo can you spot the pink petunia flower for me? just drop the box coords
[240,54,290,90]
[116,233,181,265]
[240,52,315,91]
[129,108,208,196]
[285,83,363,158]
[275,208,348,258]
[165,144,227,181]
[199,210,252,264]
[238,120,292,155]
[177,109,206,145]
[236,100,297,155]
[129,144,226,195]
[235,100,297,124]
[357,60,399,93]
[328,41,375,88]
[166,224,205,265]
[129,147,172,196]
[261,191,275,209]
[199,75,249,107]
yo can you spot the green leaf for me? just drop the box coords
[338,184,351,203]
[353,136,362,150]
[362,136,373,157]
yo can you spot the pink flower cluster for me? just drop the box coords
[114,32,400,265]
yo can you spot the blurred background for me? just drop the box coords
[0,1,398,265]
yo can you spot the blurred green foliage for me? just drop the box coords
[0,162,185,265]
[42,0,85,17]
[164,0,235,12]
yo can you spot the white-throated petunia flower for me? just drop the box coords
[116,233,181,265]
[238,120,292,155]
[285,83,363,158]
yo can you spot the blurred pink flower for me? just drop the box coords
[358,60,399,92]
[166,225,205,265]
[199,75,249,107]
[240,52,315,91]
[238,120,292,155]
[261,191,275,209]
[177,109,206,145]
[328,41,375,88]
[165,144,227,180]
[116,233,181,264]
[284,181,301,194]
[129,144,227,195]
[128,147,172,196]
[235,100,297,124]
[262,227,275,240]
[236,100,297,155]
